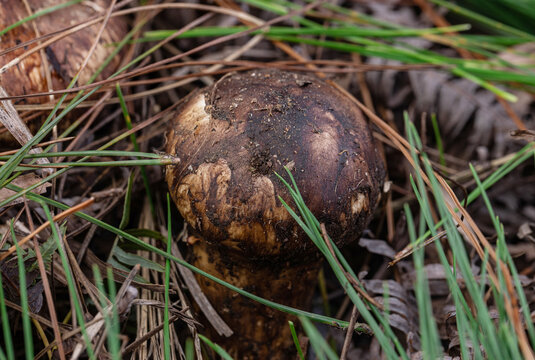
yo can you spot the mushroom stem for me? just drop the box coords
[191,238,321,358]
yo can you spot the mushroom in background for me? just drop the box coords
[0,0,127,147]
[166,69,386,358]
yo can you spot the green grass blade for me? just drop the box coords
[185,338,194,360]
[198,335,233,360]
[288,321,305,360]
[276,171,406,359]
[452,67,517,102]
[0,269,14,360]
[429,0,535,39]
[404,205,441,359]
[40,204,96,359]
[116,84,155,219]
[298,316,338,360]
[409,142,534,254]
[430,114,446,167]
[470,164,535,350]
[13,223,33,360]
[140,23,471,41]
[119,172,135,231]
[106,170,135,269]
[105,268,120,360]
[0,150,162,160]
[405,118,505,358]
[8,159,174,171]
[92,267,120,360]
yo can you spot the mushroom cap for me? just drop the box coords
[0,0,127,145]
[166,69,385,261]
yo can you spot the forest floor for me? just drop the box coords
[1,1,535,359]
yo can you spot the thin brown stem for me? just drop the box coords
[340,305,359,360]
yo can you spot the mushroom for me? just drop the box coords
[0,0,127,147]
[166,69,385,358]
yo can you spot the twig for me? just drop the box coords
[0,86,50,169]
[122,314,181,356]
[70,264,140,360]
[172,235,233,337]
[4,299,71,330]
[320,223,382,310]
[340,305,359,360]
[0,137,74,156]
[0,61,440,103]
[25,201,67,360]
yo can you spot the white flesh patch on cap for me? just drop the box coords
[180,94,210,132]
[351,193,368,215]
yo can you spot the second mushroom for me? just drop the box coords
[166,69,385,358]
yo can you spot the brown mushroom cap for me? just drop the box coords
[0,0,127,145]
[166,69,385,262]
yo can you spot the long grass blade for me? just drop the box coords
[12,223,33,360]
[0,268,14,360]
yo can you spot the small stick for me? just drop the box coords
[122,315,181,355]
[320,223,382,310]
[70,264,140,359]
[25,201,67,360]
[0,137,74,156]
[340,305,359,360]
[0,86,50,168]
[172,239,233,337]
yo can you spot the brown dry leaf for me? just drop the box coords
[508,242,535,261]
[0,258,43,313]
[517,222,535,242]
[511,129,535,142]
[447,335,478,358]
[411,352,459,360]
[353,1,432,28]
[358,238,396,259]
[409,71,529,159]
[363,279,420,348]
[499,43,535,67]
[366,57,522,159]
[402,263,481,296]
[0,173,50,206]
[362,31,533,161]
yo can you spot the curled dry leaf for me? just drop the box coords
[358,238,396,259]
[363,279,420,348]
[498,42,535,67]
[366,58,534,160]
[401,263,482,297]
[411,352,459,360]
[355,1,535,161]
[0,173,51,206]
[0,258,43,313]
[517,222,535,242]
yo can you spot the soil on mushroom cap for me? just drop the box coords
[166,69,386,261]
